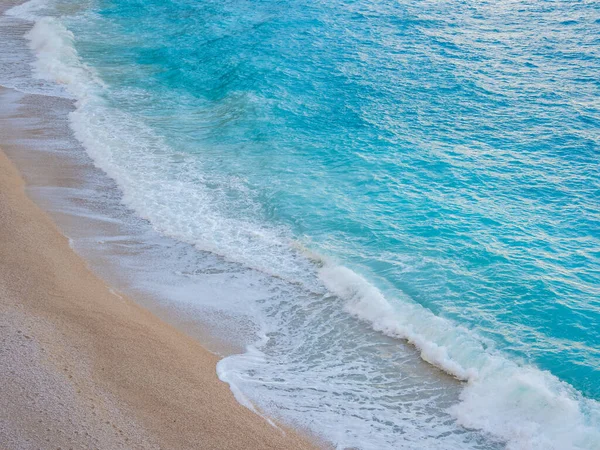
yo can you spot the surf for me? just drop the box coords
[5,0,600,448]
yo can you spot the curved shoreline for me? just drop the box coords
[0,144,320,448]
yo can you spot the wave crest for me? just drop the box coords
[319,263,600,450]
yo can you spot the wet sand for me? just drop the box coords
[0,146,319,449]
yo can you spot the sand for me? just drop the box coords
[0,145,319,449]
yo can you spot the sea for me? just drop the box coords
[1,0,599,448]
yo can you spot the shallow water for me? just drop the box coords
[1,0,599,448]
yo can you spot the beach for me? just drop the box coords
[1,0,599,447]
[0,145,319,449]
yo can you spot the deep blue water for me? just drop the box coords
[4,0,600,448]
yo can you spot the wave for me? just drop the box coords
[15,9,320,290]
[8,2,600,449]
[319,264,600,449]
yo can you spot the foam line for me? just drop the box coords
[319,263,600,450]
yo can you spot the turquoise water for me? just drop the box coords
[4,0,600,448]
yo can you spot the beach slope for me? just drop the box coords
[0,146,317,449]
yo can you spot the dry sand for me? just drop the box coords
[0,145,320,449]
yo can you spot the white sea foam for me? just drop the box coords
[216,336,282,430]
[6,0,49,21]
[16,5,318,290]
[12,2,600,449]
[319,263,600,450]
[24,16,102,99]
[452,365,600,450]
[320,265,480,381]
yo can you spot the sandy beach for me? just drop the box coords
[0,145,319,448]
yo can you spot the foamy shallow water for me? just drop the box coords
[2,0,599,448]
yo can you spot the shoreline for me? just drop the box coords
[0,144,320,448]
[5,0,600,446]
